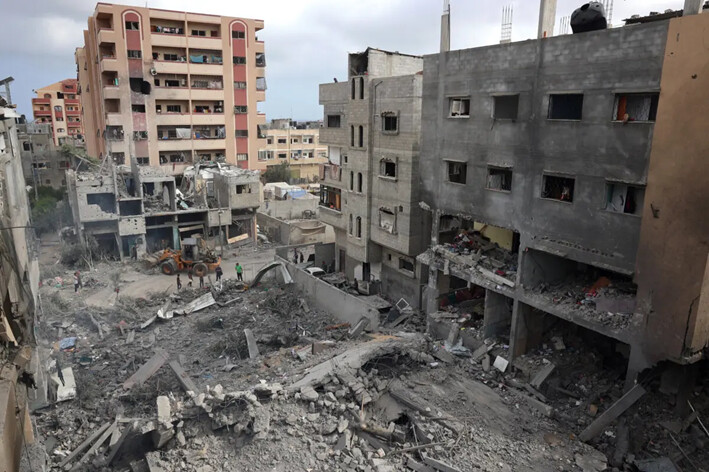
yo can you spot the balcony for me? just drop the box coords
[190,88,223,101]
[105,113,123,126]
[97,28,117,44]
[66,108,81,116]
[150,33,187,48]
[191,113,225,126]
[67,121,82,128]
[153,87,190,100]
[102,86,120,99]
[189,63,225,75]
[153,60,189,75]
[187,36,222,50]
[193,138,226,151]
[32,98,50,105]
[157,139,194,151]
[100,56,118,73]
[34,109,51,117]
[65,98,80,105]
[155,113,191,126]
[319,127,348,146]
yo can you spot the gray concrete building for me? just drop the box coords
[418,8,709,386]
[66,160,261,259]
[17,121,75,190]
[318,48,430,307]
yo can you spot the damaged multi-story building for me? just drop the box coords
[17,121,76,190]
[31,79,85,148]
[66,159,261,259]
[0,95,41,470]
[76,3,267,172]
[418,1,709,387]
[318,48,430,307]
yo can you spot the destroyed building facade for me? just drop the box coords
[0,100,40,470]
[419,9,709,384]
[258,118,328,182]
[318,48,430,307]
[76,3,267,172]
[66,160,261,259]
[17,121,75,189]
[30,79,85,148]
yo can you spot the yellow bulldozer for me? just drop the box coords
[145,236,221,277]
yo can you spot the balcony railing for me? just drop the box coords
[189,54,223,65]
[152,26,184,35]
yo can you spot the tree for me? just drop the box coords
[261,162,291,184]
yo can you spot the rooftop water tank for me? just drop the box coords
[571,2,608,33]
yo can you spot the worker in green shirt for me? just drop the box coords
[235,262,243,281]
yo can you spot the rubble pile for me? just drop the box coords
[440,229,518,283]
[525,275,638,330]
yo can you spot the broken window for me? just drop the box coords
[125,21,139,30]
[358,125,364,148]
[605,183,644,215]
[399,258,415,273]
[235,130,248,138]
[380,159,396,178]
[278,153,287,159]
[234,81,247,89]
[327,115,341,128]
[359,77,364,100]
[106,126,124,140]
[255,53,266,67]
[236,184,250,194]
[349,171,354,191]
[449,98,470,117]
[356,217,362,238]
[487,167,513,191]
[291,137,300,144]
[349,214,353,234]
[350,126,355,147]
[87,193,116,213]
[131,104,146,113]
[447,161,467,184]
[133,131,148,140]
[382,113,398,133]
[127,50,141,59]
[548,94,583,120]
[233,56,246,65]
[166,105,181,113]
[234,106,248,114]
[137,157,149,165]
[379,207,396,234]
[22,142,31,151]
[320,185,341,211]
[493,95,519,120]
[613,93,659,122]
[232,30,245,39]
[54,105,63,112]
[277,137,287,144]
[542,174,575,202]
[351,78,356,100]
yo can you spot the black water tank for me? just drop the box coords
[571,2,607,33]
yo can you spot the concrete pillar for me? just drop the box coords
[624,344,649,392]
[509,301,544,359]
[537,0,558,39]
[425,266,439,314]
[440,0,451,53]
[684,0,703,15]
[483,290,513,338]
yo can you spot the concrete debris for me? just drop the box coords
[123,349,170,390]
[244,328,260,359]
[493,355,509,373]
[579,384,646,442]
[574,449,608,472]
[168,359,198,394]
[529,362,556,389]
[348,317,370,338]
[50,365,77,402]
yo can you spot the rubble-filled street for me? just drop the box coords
[22,245,709,472]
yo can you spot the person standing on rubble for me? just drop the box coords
[235,262,243,282]
[199,274,205,289]
[187,268,193,288]
[176,274,182,291]
[73,272,80,293]
[215,265,223,282]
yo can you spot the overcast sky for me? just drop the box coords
[0,0,680,121]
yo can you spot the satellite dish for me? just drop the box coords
[149,68,157,76]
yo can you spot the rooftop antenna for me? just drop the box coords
[441,0,451,52]
[500,4,513,44]
[559,15,570,35]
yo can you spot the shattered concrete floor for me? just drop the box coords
[23,249,709,472]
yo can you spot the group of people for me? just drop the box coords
[175,262,243,291]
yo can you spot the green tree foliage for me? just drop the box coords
[29,186,69,234]
[261,162,291,183]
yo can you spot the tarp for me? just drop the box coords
[176,128,191,139]
[251,262,293,287]
[189,55,204,63]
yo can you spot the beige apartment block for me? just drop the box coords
[76,3,267,175]
[258,118,327,181]
[31,79,85,148]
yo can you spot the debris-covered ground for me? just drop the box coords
[23,248,709,472]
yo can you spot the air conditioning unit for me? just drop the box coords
[149,67,157,76]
